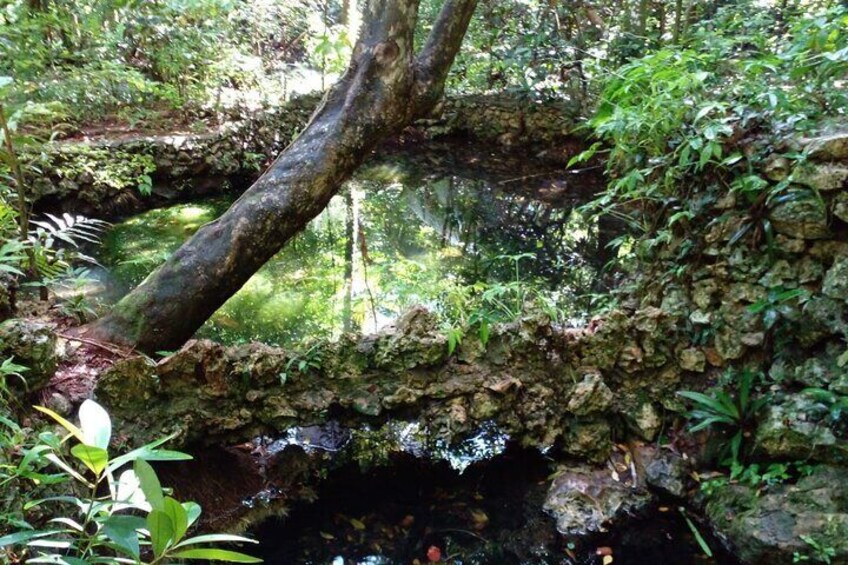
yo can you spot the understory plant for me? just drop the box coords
[572,2,848,261]
[678,368,769,465]
[0,400,262,564]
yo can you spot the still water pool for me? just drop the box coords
[98,140,608,347]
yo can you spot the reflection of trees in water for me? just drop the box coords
[377,175,603,293]
[102,143,618,346]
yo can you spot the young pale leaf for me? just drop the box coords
[112,468,152,512]
[79,399,112,449]
[173,534,259,549]
[170,548,262,562]
[134,459,165,511]
[33,405,85,444]
[71,444,109,476]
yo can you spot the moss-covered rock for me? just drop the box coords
[0,319,57,393]
[822,253,848,300]
[755,394,848,464]
[768,197,831,240]
[705,466,848,564]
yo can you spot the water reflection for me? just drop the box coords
[98,141,605,347]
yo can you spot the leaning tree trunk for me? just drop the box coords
[81,0,477,352]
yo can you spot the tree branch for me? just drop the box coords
[411,0,478,116]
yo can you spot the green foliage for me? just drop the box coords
[0,357,28,409]
[795,535,838,564]
[748,286,809,331]
[678,368,769,465]
[803,387,848,436]
[577,2,848,253]
[0,400,262,564]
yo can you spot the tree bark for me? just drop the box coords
[81,0,478,352]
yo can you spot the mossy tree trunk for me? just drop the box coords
[81,0,478,352]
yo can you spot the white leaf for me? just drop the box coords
[113,469,151,512]
[79,400,112,450]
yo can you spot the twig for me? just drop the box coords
[497,165,603,185]
[55,332,136,358]
[435,528,489,543]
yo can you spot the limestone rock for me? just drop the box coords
[768,198,830,240]
[823,254,848,300]
[755,394,847,464]
[634,446,689,497]
[834,192,848,224]
[543,464,652,536]
[626,401,662,441]
[764,155,791,181]
[678,347,706,372]
[563,419,612,463]
[805,131,848,161]
[0,319,57,393]
[793,162,848,191]
[714,328,746,361]
[706,466,848,565]
[0,273,15,321]
[567,373,614,416]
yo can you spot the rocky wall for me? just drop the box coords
[27,92,580,216]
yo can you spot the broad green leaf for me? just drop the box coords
[134,459,164,511]
[71,444,109,476]
[184,502,202,527]
[164,496,189,544]
[147,509,175,558]
[103,515,145,559]
[170,548,262,562]
[79,399,112,449]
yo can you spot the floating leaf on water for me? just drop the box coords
[350,518,366,530]
[319,531,335,540]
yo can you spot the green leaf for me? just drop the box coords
[147,509,175,558]
[0,530,62,547]
[678,391,737,419]
[70,444,109,475]
[170,548,262,562]
[134,459,164,511]
[184,502,202,527]
[173,534,259,549]
[105,432,190,474]
[103,515,144,559]
[164,496,189,544]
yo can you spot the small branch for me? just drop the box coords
[412,0,479,116]
[56,332,136,358]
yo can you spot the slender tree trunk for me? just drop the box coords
[672,0,684,42]
[342,190,355,332]
[81,0,478,352]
